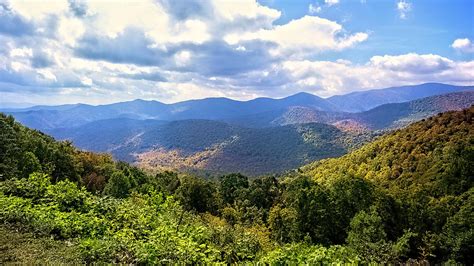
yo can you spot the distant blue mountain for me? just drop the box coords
[3,83,473,131]
[327,83,473,112]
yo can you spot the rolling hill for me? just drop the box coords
[4,83,472,131]
[49,119,372,176]
[43,91,474,175]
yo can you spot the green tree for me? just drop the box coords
[347,207,391,262]
[175,175,217,213]
[283,176,333,244]
[268,204,300,243]
[19,152,41,178]
[103,171,131,198]
[0,114,20,180]
[441,189,474,264]
[219,173,249,205]
[329,175,375,243]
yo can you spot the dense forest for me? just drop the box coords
[0,107,473,264]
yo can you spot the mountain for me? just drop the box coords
[327,83,473,112]
[6,83,472,131]
[300,105,474,189]
[39,91,474,175]
[49,118,371,176]
[350,91,474,129]
[226,91,474,130]
[4,93,335,131]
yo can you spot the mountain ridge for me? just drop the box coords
[3,83,473,131]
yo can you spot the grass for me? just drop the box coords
[0,225,82,265]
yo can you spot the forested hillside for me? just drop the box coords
[0,108,472,264]
[50,119,373,176]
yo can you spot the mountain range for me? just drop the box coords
[3,83,472,131]
[3,83,474,175]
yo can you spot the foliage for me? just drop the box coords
[259,243,360,264]
[0,107,473,264]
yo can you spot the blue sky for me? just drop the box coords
[0,0,473,105]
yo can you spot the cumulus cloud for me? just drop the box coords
[369,53,453,74]
[225,16,368,55]
[0,0,472,105]
[397,0,411,19]
[280,53,474,97]
[451,38,474,53]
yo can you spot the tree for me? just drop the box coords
[103,171,131,198]
[247,176,280,210]
[19,151,41,178]
[154,171,180,195]
[175,175,217,213]
[268,205,300,243]
[283,176,333,244]
[329,175,375,243]
[441,189,474,264]
[0,114,20,180]
[347,207,392,263]
[219,173,249,205]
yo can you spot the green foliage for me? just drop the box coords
[0,172,51,200]
[219,173,249,205]
[268,205,300,243]
[441,188,474,264]
[282,176,333,244]
[1,108,473,264]
[347,207,391,262]
[103,171,131,198]
[18,152,41,178]
[260,243,360,264]
[175,175,217,213]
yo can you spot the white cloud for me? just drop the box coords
[397,0,412,19]
[10,47,33,57]
[1,0,472,105]
[86,0,169,40]
[308,4,321,14]
[8,0,69,20]
[281,53,474,97]
[212,0,281,24]
[57,16,85,46]
[452,38,474,53]
[174,50,192,66]
[324,0,339,6]
[37,69,57,81]
[225,16,368,54]
[370,53,453,73]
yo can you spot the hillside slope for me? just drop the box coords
[49,119,370,176]
[327,83,474,112]
[301,106,473,195]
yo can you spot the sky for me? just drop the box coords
[0,0,473,105]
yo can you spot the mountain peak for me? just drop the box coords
[286,92,318,99]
